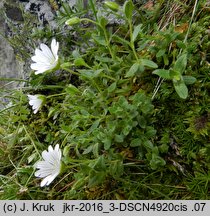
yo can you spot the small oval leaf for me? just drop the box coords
[153,69,171,79]
[173,79,188,99]
[125,62,140,77]
[140,59,158,68]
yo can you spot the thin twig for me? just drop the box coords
[152,78,164,100]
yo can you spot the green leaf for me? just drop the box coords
[123,0,134,21]
[27,153,37,164]
[145,126,157,138]
[170,69,181,80]
[173,79,188,99]
[152,69,171,79]
[114,134,124,143]
[93,69,103,77]
[156,49,165,58]
[130,138,142,147]
[17,167,33,175]
[122,123,133,136]
[131,91,153,114]
[83,145,93,155]
[103,137,112,150]
[112,35,130,47]
[74,58,88,67]
[80,71,93,79]
[0,148,4,156]
[63,145,70,157]
[80,69,103,79]
[88,170,106,187]
[92,34,106,46]
[159,144,169,153]
[173,53,187,74]
[107,82,117,93]
[80,164,92,175]
[163,54,169,65]
[140,59,158,68]
[60,62,73,69]
[89,120,100,133]
[92,143,100,158]
[48,107,57,118]
[72,178,86,190]
[93,156,106,171]
[99,17,108,28]
[183,76,197,85]
[138,115,147,129]
[95,56,113,63]
[109,160,124,178]
[104,1,119,12]
[72,50,81,59]
[132,24,142,42]
[65,84,80,95]
[143,140,154,150]
[126,62,140,77]
[176,41,187,49]
[96,11,108,28]
[150,154,166,170]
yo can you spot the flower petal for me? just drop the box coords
[30,39,59,74]
[27,95,36,101]
[48,145,54,152]
[31,62,52,69]
[40,174,57,187]
[35,169,53,178]
[34,68,51,75]
[34,48,51,62]
[51,39,59,59]
[34,144,62,187]
[28,95,43,114]
[42,146,59,166]
[40,43,54,60]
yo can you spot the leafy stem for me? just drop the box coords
[80,18,115,59]
[62,67,80,76]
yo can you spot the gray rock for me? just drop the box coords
[0,0,24,90]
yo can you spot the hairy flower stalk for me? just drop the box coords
[31,38,59,74]
[34,144,62,187]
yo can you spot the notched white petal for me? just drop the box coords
[40,43,54,60]
[51,39,59,59]
[34,145,62,187]
[31,39,59,74]
[40,175,55,187]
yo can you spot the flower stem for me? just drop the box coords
[102,73,117,81]
[92,80,102,93]
[62,67,80,76]
[81,18,115,59]
[23,125,41,158]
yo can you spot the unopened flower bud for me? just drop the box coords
[104,1,119,12]
[65,17,81,26]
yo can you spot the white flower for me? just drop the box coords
[28,94,44,114]
[34,144,62,187]
[31,39,59,74]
